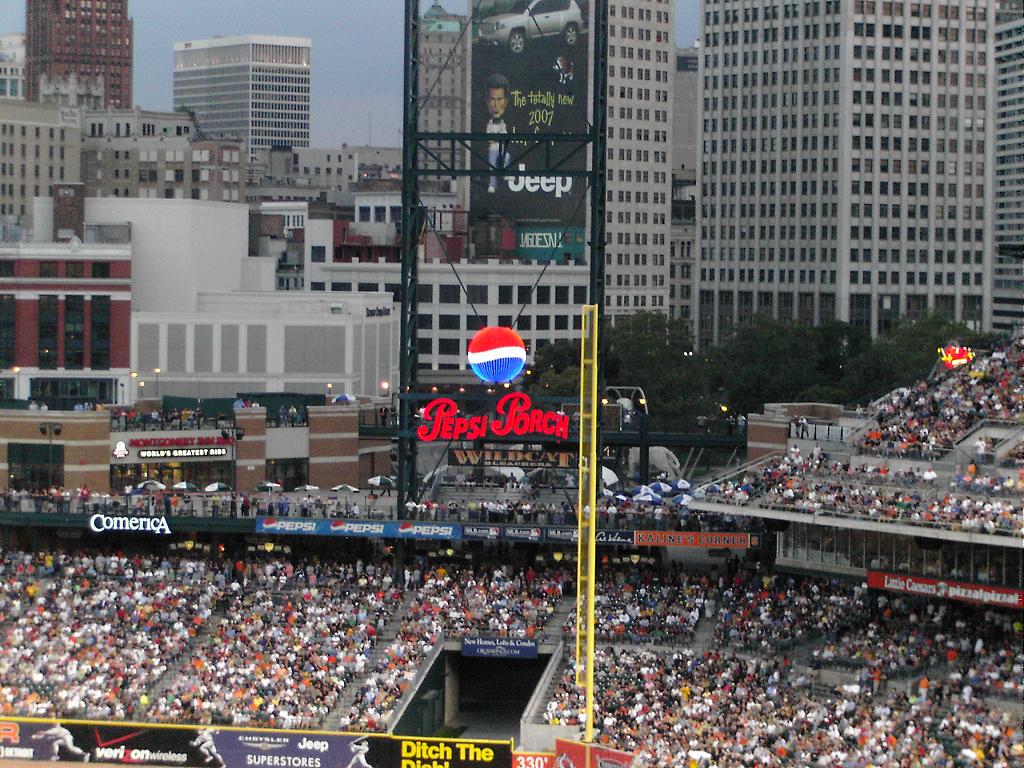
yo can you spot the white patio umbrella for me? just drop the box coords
[171,481,199,491]
[601,466,619,487]
[331,483,360,493]
[204,482,232,492]
[294,484,320,491]
[368,475,395,488]
[135,479,166,492]
[255,481,283,492]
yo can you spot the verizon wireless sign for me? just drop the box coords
[867,571,1024,609]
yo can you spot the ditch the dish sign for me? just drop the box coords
[417,393,570,442]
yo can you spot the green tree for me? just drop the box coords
[840,314,980,401]
[702,317,829,415]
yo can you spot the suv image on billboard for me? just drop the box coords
[477,0,583,54]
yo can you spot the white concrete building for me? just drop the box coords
[173,35,311,161]
[0,33,24,101]
[673,46,700,176]
[248,145,402,200]
[29,195,395,397]
[307,257,588,372]
[697,0,994,347]
[80,108,244,202]
[604,0,675,316]
[993,14,1024,332]
[130,291,398,399]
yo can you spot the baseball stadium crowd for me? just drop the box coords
[857,340,1024,459]
[340,563,568,731]
[544,574,1023,767]
[561,567,708,643]
[0,552,220,720]
[1,546,1021,766]
[144,560,401,729]
[703,448,1024,536]
[543,646,1023,767]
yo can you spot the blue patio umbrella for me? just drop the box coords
[671,493,693,506]
[674,479,691,491]
[632,491,664,504]
[649,481,674,494]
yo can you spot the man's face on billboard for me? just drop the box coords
[487,86,507,119]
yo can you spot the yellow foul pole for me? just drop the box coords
[576,303,599,743]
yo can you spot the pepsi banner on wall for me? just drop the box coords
[469,0,590,243]
[0,719,512,768]
[257,518,462,540]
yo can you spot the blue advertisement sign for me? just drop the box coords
[545,526,578,543]
[464,524,503,541]
[256,518,462,541]
[503,525,544,542]
[461,637,539,659]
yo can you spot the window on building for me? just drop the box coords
[38,296,58,369]
[64,296,84,369]
[39,261,58,278]
[311,246,326,262]
[90,296,110,370]
[439,284,460,303]
[0,293,13,368]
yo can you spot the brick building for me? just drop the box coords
[25,0,133,108]
[0,184,132,404]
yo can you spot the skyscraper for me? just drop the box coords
[25,0,132,108]
[604,0,675,316]
[418,1,468,173]
[993,14,1024,331]
[0,34,25,101]
[173,35,311,162]
[697,0,993,347]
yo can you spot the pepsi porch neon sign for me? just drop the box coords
[417,392,570,442]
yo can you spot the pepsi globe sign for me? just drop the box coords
[468,326,526,384]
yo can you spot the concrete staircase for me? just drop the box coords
[322,589,418,731]
[144,597,229,704]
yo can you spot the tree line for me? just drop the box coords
[524,313,1002,430]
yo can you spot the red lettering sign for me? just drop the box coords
[417,393,570,442]
[129,436,234,448]
[867,571,1024,609]
[0,722,19,744]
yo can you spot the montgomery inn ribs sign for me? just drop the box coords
[449,448,576,470]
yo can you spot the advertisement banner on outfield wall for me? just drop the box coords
[0,720,513,768]
[469,0,590,244]
[256,518,463,541]
[512,753,554,768]
[866,571,1024,609]
[634,531,758,549]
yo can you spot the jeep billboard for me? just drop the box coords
[470,0,590,259]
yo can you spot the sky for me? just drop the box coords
[0,0,701,146]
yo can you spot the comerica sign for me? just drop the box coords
[417,392,570,442]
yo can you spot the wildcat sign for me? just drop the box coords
[449,448,576,469]
[417,393,570,442]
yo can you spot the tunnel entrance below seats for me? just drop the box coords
[394,648,551,741]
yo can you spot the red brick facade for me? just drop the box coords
[26,0,133,108]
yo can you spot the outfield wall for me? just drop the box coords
[0,718,511,768]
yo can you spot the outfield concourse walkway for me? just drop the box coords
[457,712,523,741]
